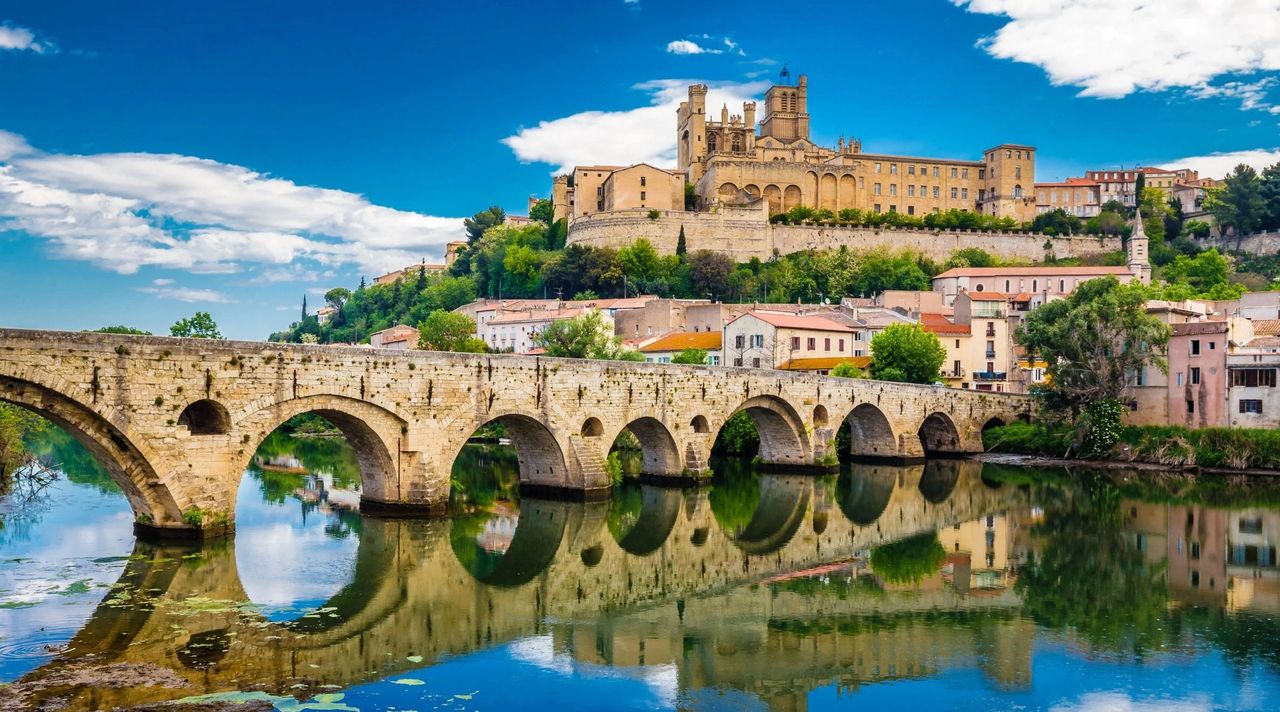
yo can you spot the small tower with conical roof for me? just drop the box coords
[1129,209,1151,284]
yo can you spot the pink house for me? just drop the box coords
[1167,321,1228,428]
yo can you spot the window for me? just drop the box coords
[1013,184,1024,198]
[709,355,720,366]
[1187,399,1195,414]
[950,167,958,178]
[735,335,745,349]
[933,166,940,177]
[734,357,743,367]
[932,186,940,198]
[950,187,958,199]
[961,188,969,200]
[639,176,646,186]
[1240,399,1264,414]
[1059,279,1065,292]
[1239,517,1263,534]
[1191,339,1201,355]
[1135,368,1145,386]
[824,337,831,351]
[639,191,645,201]
[875,162,882,173]
[1015,166,1022,179]
[1191,541,1201,560]
[1177,372,1184,386]
[874,203,882,213]
[1191,367,1201,385]
[889,184,897,196]
[908,185,916,197]
[751,357,761,368]
[791,336,800,350]
[975,283,985,292]
[1232,368,1276,387]
[807,337,816,350]
[908,165,916,176]
[1032,280,1038,291]
[890,163,898,175]
[978,168,985,179]
[962,168,969,179]
[751,334,764,348]
[838,339,844,351]
[907,206,915,215]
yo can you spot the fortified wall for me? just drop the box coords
[566,205,1122,262]
[1206,230,1280,256]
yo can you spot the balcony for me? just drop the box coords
[985,350,997,359]
[941,366,966,379]
[973,371,1008,381]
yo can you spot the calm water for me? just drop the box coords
[2,431,1280,711]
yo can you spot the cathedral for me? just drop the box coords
[553,74,1037,223]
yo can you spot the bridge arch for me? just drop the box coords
[728,474,811,555]
[725,395,810,465]
[0,374,183,528]
[457,412,569,488]
[917,412,961,455]
[610,485,683,556]
[606,417,682,476]
[235,394,406,507]
[844,403,899,459]
[178,399,230,435]
[918,459,961,503]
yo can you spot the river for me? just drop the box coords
[1,429,1278,711]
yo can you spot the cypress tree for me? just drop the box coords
[676,225,688,258]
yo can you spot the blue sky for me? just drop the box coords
[2,0,1279,338]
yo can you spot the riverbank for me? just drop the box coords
[981,421,1280,476]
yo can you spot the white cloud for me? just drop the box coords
[1163,147,1280,178]
[953,1,1280,103]
[138,281,234,303]
[502,78,769,174]
[1050,691,1211,712]
[0,23,54,54]
[0,132,467,276]
[1190,77,1280,113]
[666,39,720,55]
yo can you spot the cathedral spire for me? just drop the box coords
[1128,208,1151,284]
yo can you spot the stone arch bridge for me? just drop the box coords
[0,328,1030,536]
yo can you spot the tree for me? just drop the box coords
[1183,220,1212,238]
[417,311,486,352]
[1030,209,1083,236]
[830,362,864,378]
[529,198,553,224]
[1206,164,1266,238]
[687,250,733,300]
[324,288,351,311]
[671,348,708,365]
[464,205,505,243]
[1161,248,1231,293]
[676,225,688,257]
[301,294,308,322]
[1134,171,1146,201]
[947,247,996,269]
[1016,276,1169,425]
[170,312,223,339]
[684,182,698,211]
[1260,162,1280,231]
[533,310,636,360]
[91,325,152,335]
[869,323,946,384]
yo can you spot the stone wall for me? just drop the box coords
[566,206,1122,262]
[1206,230,1280,255]
[0,328,1031,534]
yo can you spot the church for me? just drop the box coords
[553,72,1038,224]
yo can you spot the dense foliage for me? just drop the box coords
[869,533,947,585]
[532,311,642,360]
[869,323,946,384]
[170,312,223,339]
[984,420,1280,470]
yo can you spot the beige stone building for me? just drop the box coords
[368,324,419,350]
[553,74,1037,223]
[721,310,857,370]
[921,292,1018,392]
[1034,178,1101,218]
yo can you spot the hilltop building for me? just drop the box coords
[553,73,1037,223]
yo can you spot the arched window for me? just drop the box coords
[731,133,742,152]
[707,133,718,152]
[1013,184,1024,198]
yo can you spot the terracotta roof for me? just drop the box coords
[933,266,1132,279]
[1244,336,1280,349]
[965,291,1011,301]
[777,356,873,371]
[920,313,971,335]
[640,330,722,353]
[487,307,589,326]
[1251,319,1280,335]
[1172,321,1228,336]
[732,310,856,332]
[1035,179,1099,188]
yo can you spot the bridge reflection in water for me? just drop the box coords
[11,460,1035,711]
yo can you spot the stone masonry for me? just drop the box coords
[0,328,1030,536]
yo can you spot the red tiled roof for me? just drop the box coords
[920,313,971,335]
[731,310,856,332]
[640,330,723,353]
[1172,321,1228,336]
[1251,320,1280,335]
[965,291,1011,301]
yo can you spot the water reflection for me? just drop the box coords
[3,434,1280,711]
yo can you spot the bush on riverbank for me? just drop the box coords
[983,420,1280,471]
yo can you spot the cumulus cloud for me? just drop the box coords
[1163,147,1280,178]
[666,39,720,55]
[0,23,55,54]
[502,78,769,174]
[1049,691,1211,712]
[137,280,233,304]
[0,132,467,276]
[953,0,1280,105]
